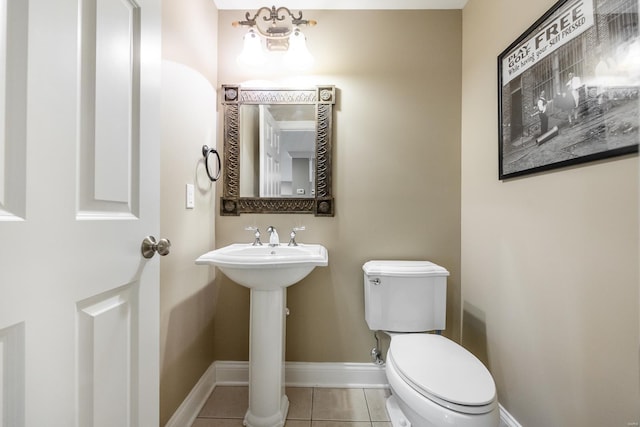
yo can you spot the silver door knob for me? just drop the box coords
[141,236,171,259]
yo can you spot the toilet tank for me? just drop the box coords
[363,260,449,332]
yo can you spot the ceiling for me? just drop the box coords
[213,0,468,10]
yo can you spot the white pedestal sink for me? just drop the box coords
[196,243,328,427]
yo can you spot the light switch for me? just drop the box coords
[186,184,195,209]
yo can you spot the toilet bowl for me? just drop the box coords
[363,260,499,427]
[385,334,499,427]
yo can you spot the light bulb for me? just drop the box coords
[283,29,314,70]
[237,29,266,67]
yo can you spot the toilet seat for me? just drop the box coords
[388,334,496,415]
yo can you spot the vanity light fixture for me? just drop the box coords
[233,5,316,69]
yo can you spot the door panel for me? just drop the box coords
[0,0,27,220]
[79,0,141,214]
[260,106,281,197]
[0,0,160,426]
[77,283,138,427]
[0,322,25,426]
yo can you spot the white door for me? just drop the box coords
[0,0,161,425]
[259,106,281,197]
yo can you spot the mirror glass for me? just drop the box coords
[220,85,335,216]
[239,104,316,198]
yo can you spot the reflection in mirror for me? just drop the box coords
[239,104,316,198]
[220,85,336,216]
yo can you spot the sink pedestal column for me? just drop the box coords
[244,288,289,427]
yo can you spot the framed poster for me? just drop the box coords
[498,0,639,179]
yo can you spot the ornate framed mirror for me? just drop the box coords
[220,85,335,216]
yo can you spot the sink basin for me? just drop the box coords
[196,243,328,290]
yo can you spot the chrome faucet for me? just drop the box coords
[266,226,279,246]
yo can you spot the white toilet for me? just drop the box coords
[363,260,500,427]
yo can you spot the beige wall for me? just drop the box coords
[160,0,218,424]
[214,10,463,362]
[461,1,639,426]
[160,4,639,425]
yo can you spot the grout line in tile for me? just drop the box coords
[363,389,372,422]
[194,418,246,421]
[310,388,316,421]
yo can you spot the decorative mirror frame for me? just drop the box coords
[220,85,336,216]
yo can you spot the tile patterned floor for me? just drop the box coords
[191,386,392,427]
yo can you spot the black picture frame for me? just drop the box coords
[498,0,639,179]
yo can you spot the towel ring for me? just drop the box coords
[202,145,221,182]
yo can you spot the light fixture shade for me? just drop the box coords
[283,29,314,70]
[237,29,266,67]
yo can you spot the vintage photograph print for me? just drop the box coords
[498,0,639,179]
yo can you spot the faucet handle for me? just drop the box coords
[288,226,305,246]
[244,226,262,246]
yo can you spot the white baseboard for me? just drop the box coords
[166,361,521,427]
[164,363,217,427]
[214,360,389,388]
[211,360,249,385]
[499,403,523,427]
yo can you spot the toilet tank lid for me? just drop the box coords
[363,260,449,277]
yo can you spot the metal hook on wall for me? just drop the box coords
[202,145,221,182]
